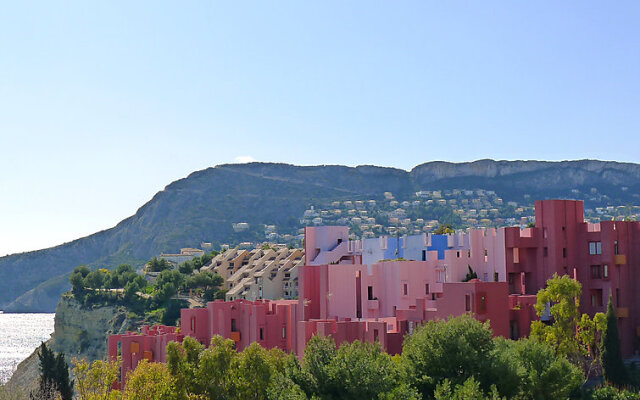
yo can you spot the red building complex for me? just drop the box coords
[110,199,640,386]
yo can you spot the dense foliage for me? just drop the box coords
[68,253,222,325]
[67,315,592,400]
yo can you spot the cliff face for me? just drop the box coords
[6,296,136,392]
[2,159,640,313]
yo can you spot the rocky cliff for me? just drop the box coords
[6,295,137,393]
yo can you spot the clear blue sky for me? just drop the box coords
[0,1,638,256]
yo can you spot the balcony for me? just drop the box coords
[615,255,627,265]
[230,331,241,342]
[130,342,140,354]
[367,300,379,310]
[617,307,629,318]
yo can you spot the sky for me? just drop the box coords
[0,1,639,256]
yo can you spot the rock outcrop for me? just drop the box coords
[6,295,137,393]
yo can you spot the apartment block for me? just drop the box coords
[203,246,305,301]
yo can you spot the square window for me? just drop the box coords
[589,242,602,255]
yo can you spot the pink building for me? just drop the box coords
[108,325,183,387]
[110,199,640,385]
[503,200,640,355]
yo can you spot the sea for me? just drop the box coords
[0,313,55,384]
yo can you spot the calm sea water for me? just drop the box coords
[0,313,55,384]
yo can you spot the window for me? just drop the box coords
[590,265,602,279]
[614,241,619,255]
[456,251,461,258]
[494,272,499,282]
[437,270,446,283]
[479,294,487,313]
[589,241,602,255]
[373,329,379,342]
[603,264,608,279]
[468,250,471,258]
[282,326,286,338]
[422,250,426,261]
[465,294,471,312]
[543,247,548,257]
[425,284,430,295]
[231,319,237,332]
[590,289,603,307]
[510,320,519,340]
[483,273,489,282]
[543,228,548,239]
[403,283,408,296]
[367,286,374,300]
[259,328,264,341]
[484,249,488,262]
[563,248,567,258]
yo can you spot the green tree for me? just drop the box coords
[196,336,236,399]
[187,271,223,301]
[147,257,171,273]
[70,265,91,297]
[433,224,455,235]
[400,315,495,398]
[73,357,121,400]
[84,269,107,289]
[231,342,284,400]
[33,342,74,400]
[434,377,503,400]
[166,336,205,398]
[602,296,630,387]
[179,261,195,274]
[493,337,582,400]
[300,335,337,397]
[530,273,605,374]
[122,360,176,400]
[591,386,640,400]
[327,340,399,400]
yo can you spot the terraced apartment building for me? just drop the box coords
[202,246,305,301]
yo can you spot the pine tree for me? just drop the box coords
[601,295,629,386]
[54,353,74,400]
[32,342,74,400]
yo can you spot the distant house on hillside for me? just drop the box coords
[159,248,206,265]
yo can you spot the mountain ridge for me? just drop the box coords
[2,159,639,312]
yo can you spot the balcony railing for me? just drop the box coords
[615,254,627,265]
